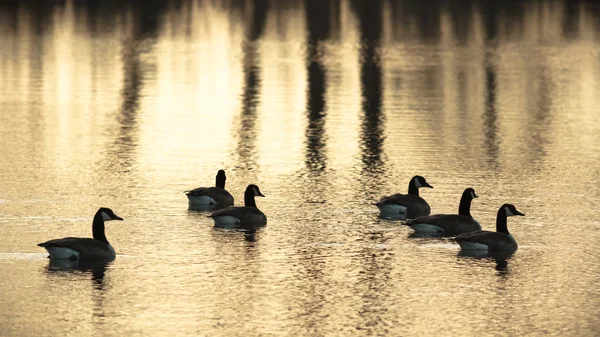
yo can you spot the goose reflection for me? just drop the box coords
[458,249,514,273]
[45,259,111,290]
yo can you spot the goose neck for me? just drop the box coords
[408,180,419,196]
[495,207,509,234]
[92,212,109,244]
[216,175,226,189]
[244,190,257,208]
[458,194,473,218]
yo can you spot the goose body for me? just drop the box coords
[210,184,266,229]
[38,208,123,261]
[455,204,524,252]
[186,170,234,211]
[406,188,481,236]
[376,175,433,220]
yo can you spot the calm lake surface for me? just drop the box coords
[1,0,599,336]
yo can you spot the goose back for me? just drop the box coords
[186,186,234,209]
[376,194,431,219]
[407,214,481,236]
[209,184,266,229]
[455,231,517,251]
[38,238,116,260]
[210,206,267,229]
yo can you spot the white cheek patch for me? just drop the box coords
[253,187,259,196]
[471,192,476,199]
[504,207,514,216]
[414,179,422,188]
[101,212,112,221]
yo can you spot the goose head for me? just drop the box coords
[412,175,433,189]
[246,184,265,197]
[98,208,124,222]
[216,170,227,188]
[501,204,525,217]
[464,188,478,200]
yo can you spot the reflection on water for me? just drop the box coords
[1,0,600,336]
[46,259,109,289]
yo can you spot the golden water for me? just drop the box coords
[0,1,599,336]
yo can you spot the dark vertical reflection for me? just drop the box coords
[354,235,394,334]
[234,1,267,173]
[352,1,392,334]
[353,0,385,176]
[483,56,499,169]
[292,2,336,330]
[304,0,331,173]
[563,1,580,38]
[111,4,161,172]
[527,69,552,167]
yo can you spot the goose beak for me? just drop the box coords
[515,210,525,216]
[113,215,124,221]
[424,182,433,188]
[257,191,265,197]
[473,193,479,198]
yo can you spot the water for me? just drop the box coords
[1,0,599,336]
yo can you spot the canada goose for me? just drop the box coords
[185,169,234,211]
[406,188,481,236]
[38,208,123,261]
[376,175,433,220]
[210,184,266,229]
[455,204,525,252]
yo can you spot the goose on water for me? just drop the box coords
[210,184,266,229]
[455,203,525,252]
[406,187,481,236]
[185,169,234,211]
[38,207,123,261]
[376,175,433,220]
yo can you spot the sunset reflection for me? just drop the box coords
[0,1,599,336]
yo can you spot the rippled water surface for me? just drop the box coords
[1,0,600,336]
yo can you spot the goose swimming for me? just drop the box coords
[185,169,234,211]
[376,175,433,220]
[38,208,123,261]
[455,204,525,252]
[406,187,481,236]
[210,184,266,229]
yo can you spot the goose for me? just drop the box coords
[376,175,433,220]
[210,184,266,229]
[185,169,234,210]
[455,204,525,252]
[406,187,481,236]
[38,208,123,261]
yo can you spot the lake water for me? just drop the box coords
[1,0,599,336]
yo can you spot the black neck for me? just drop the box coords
[92,212,109,244]
[458,193,473,218]
[244,189,257,208]
[496,207,509,235]
[216,175,226,189]
[408,180,419,196]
